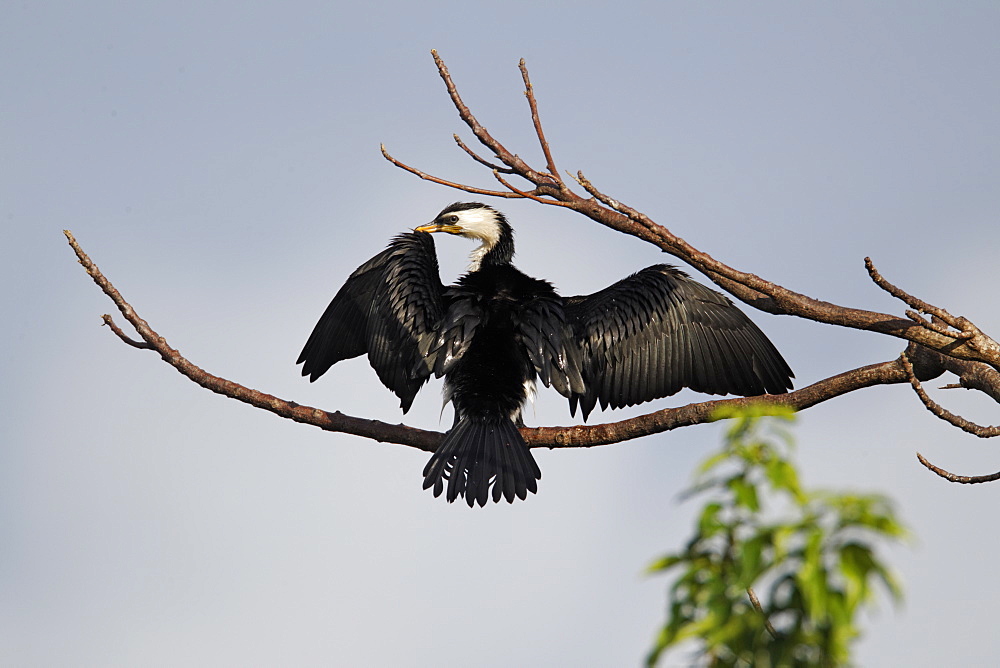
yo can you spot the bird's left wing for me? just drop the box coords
[564,265,794,420]
[297,232,450,412]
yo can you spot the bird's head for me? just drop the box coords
[415,202,514,269]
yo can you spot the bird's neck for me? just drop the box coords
[469,230,515,271]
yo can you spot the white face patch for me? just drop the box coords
[454,207,501,270]
[454,207,501,244]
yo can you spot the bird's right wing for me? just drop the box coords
[564,265,794,420]
[297,232,453,412]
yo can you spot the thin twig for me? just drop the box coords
[64,230,442,452]
[916,452,1000,484]
[747,588,778,639]
[430,50,549,184]
[571,171,623,211]
[519,58,560,183]
[865,257,969,333]
[101,314,152,349]
[492,170,574,207]
[453,134,514,173]
[573,170,669,238]
[900,352,1000,437]
[904,310,972,339]
[380,144,521,199]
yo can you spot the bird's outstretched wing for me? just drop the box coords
[564,265,794,420]
[297,232,457,412]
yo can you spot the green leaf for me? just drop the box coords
[796,530,830,622]
[727,475,760,512]
[872,560,906,605]
[737,532,770,585]
[646,554,684,574]
[697,501,726,536]
[838,542,875,610]
[765,457,804,502]
[695,450,733,476]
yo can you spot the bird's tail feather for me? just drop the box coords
[422,417,540,507]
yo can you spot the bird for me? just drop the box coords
[297,202,793,507]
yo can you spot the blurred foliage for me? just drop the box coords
[646,405,907,667]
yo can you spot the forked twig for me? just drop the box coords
[64,230,441,453]
[380,144,520,199]
[492,170,573,207]
[866,257,973,339]
[101,313,153,349]
[453,134,514,174]
[430,50,544,183]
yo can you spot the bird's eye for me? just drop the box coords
[447,215,459,223]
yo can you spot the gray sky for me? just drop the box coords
[5,2,1000,666]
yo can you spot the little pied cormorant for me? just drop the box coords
[298,202,793,507]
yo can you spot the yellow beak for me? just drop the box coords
[414,223,463,234]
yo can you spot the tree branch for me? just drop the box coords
[518,58,561,184]
[747,587,779,640]
[64,230,440,453]
[916,453,1000,485]
[900,351,1000,438]
[65,232,931,453]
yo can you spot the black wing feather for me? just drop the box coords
[515,294,585,398]
[564,265,793,420]
[425,289,483,378]
[297,232,451,412]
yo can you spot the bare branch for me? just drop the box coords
[453,134,514,174]
[866,257,971,334]
[380,144,521,199]
[747,588,778,640]
[101,313,152,349]
[899,351,1000,437]
[518,58,561,183]
[940,358,1000,404]
[492,170,574,207]
[64,230,442,453]
[916,453,1000,484]
[527,359,910,448]
[430,50,545,183]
